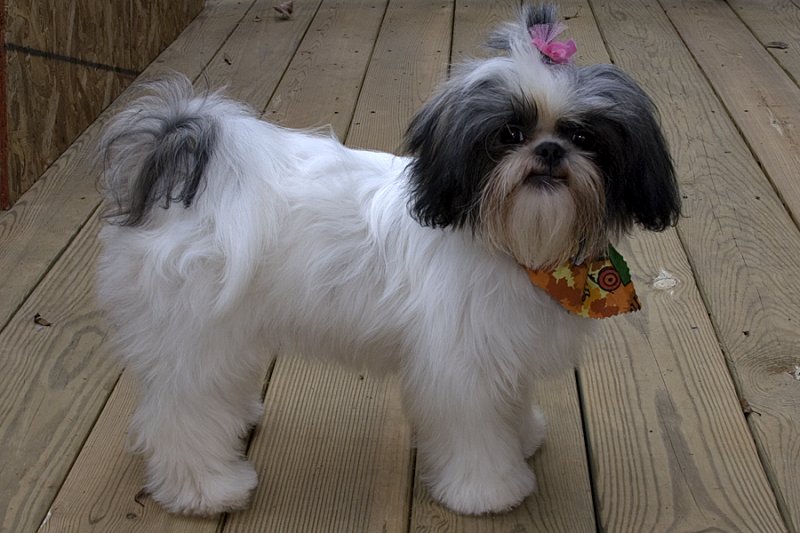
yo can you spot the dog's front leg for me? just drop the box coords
[403,356,536,515]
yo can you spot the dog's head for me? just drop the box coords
[404,4,680,268]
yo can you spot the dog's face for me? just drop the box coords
[404,15,680,269]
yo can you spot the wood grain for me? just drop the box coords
[663,0,800,225]
[1,1,9,211]
[6,49,132,203]
[229,359,411,533]
[4,0,203,203]
[0,216,123,533]
[262,0,389,139]
[4,1,797,531]
[39,372,223,533]
[5,0,203,71]
[346,0,453,152]
[724,0,800,87]
[582,230,785,532]
[588,0,797,530]
[129,0,205,71]
[449,0,517,63]
[198,0,325,111]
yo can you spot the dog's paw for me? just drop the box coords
[427,461,536,515]
[148,459,258,516]
[521,405,547,458]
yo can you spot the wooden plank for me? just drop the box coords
[663,0,800,226]
[0,0,251,333]
[0,2,257,531]
[0,215,123,533]
[199,0,324,112]
[262,0,387,139]
[449,0,516,61]
[585,0,795,530]
[230,360,410,533]
[345,0,452,152]
[39,372,222,533]
[410,2,596,530]
[727,0,800,87]
[582,232,786,532]
[227,1,454,530]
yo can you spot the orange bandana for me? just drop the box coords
[525,245,641,319]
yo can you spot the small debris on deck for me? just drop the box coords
[33,313,52,327]
[652,269,679,293]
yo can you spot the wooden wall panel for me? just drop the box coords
[6,50,132,200]
[2,0,204,206]
[6,1,128,68]
[6,0,202,71]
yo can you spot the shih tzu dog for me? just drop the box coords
[96,4,679,517]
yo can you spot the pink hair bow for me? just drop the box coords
[529,22,577,64]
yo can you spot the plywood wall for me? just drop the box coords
[1,0,204,207]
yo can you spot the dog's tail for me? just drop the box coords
[97,74,283,314]
[98,74,245,226]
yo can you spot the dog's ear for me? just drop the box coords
[617,113,681,232]
[403,88,479,229]
[403,73,518,230]
[575,64,681,232]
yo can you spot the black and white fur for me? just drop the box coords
[96,4,679,516]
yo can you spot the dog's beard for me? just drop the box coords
[479,151,607,269]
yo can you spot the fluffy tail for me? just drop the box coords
[98,74,282,314]
[98,75,235,226]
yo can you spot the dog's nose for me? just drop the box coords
[534,142,565,165]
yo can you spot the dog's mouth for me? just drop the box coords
[526,172,568,188]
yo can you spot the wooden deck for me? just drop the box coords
[1,0,799,531]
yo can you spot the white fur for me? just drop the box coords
[97,93,592,516]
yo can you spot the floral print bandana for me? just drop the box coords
[525,245,641,318]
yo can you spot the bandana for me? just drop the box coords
[525,245,641,318]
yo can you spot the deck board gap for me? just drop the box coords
[255,0,328,118]
[574,368,603,533]
[725,1,800,88]
[0,202,102,336]
[340,1,391,143]
[653,0,800,238]
[40,368,125,520]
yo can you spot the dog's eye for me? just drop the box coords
[499,125,526,145]
[570,130,594,149]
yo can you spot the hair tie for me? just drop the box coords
[529,23,577,64]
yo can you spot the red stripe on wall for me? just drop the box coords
[0,0,8,210]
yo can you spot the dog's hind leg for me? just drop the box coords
[123,315,268,515]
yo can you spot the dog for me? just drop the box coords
[96,4,680,516]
